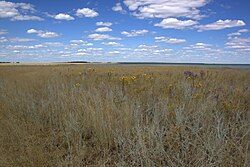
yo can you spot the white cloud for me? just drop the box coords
[109,51,120,54]
[121,29,148,37]
[102,42,123,46]
[123,0,209,19]
[155,36,186,44]
[88,33,121,41]
[226,37,250,51]
[0,29,8,35]
[112,3,126,14]
[112,3,122,12]
[76,8,99,18]
[0,1,19,18]
[0,1,43,21]
[6,44,45,50]
[192,43,212,49]
[154,18,198,29]
[9,37,35,42]
[95,27,112,32]
[138,44,158,49]
[0,36,35,43]
[227,32,241,37]
[43,42,63,47]
[197,19,245,31]
[84,43,93,46]
[13,50,20,53]
[238,29,250,33]
[109,50,120,54]
[27,29,59,38]
[76,52,87,56]
[75,47,104,56]
[184,43,213,51]
[70,40,93,46]
[0,37,8,43]
[11,15,43,21]
[38,32,59,38]
[228,29,250,37]
[70,40,85,44]
[117,47,133,51]
[153,48,173,54]
[53,13,74,20]
[96,22,113,27]
[133,44,172,56]
[27,29,38,34]
[28,44,45,49]
[86,47,103,51]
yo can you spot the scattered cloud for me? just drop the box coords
[102,42,123,46]
[226,37,250,51]
[0,36,35,43]
[9,37,35,42]
[95,27,112,32]
[6,44,45,50]
[123,0,209,19]
[88,33,121,41]
[76,52,87,56]
[0,29,8,35]
[228,32,241,37]
[112,3,126,14]
[238,29,250,33]
[38,32,58,38]
[96,22,112,27]
[197,19,245,31]
[11,15,43,21]
[0,37,8,43]
[190,43,212,50]
[155,36,186,44]
[154,18,198,29]
[228,29,250,37]
[117,47,133,51]
[121,29,148,37]
[0,1,43,21]
[183,43,215,52]
[109,51,120,54]
[27,29,38,34]
[70,40,93,46]
[86,47,103,51]
[43,42,64,47]
[138,44,158,49]
[134,44,172,56]
[75,47,104,56]
[52,13,74,21]
[27,29,59,38]
[76,8,99,18]
[70,40,85,44]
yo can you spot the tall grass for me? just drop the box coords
[0,64,249,166]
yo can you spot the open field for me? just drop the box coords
[0,64,249,166]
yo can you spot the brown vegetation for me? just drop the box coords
[0,64,249,166]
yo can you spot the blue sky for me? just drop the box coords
[0,0,249,63]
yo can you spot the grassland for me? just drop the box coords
[0,64,249,166]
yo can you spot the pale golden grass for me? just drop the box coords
[0,64,249,166]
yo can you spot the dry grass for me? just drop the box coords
[0,64,249,166]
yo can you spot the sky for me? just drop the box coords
[0,0,250,63]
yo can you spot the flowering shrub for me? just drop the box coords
[183,70,197,78]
